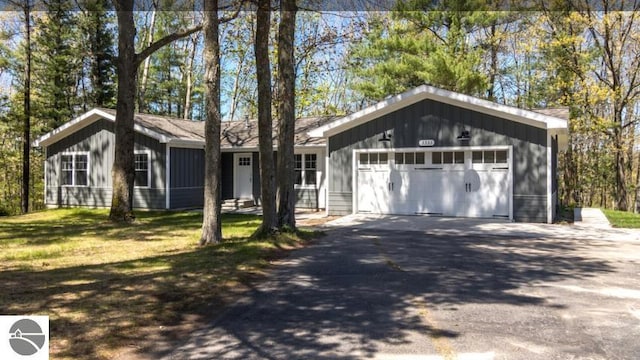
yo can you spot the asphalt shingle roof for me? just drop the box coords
[99,108,337,148]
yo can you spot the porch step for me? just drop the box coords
[222,198,255,210]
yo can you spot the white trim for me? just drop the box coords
[43,147,47,205]
[59,151,90,187]
[353,145,511,154]
[33,108,173,147]
[308,85,568,139]
[352,148,358,214]
[547,133,553,224]
[352,145,513,220]
[165,144,171,209]
[233,152,253,199]
[293,150,320,189]
[134,150,152,189]
[508,146,514,221]
[34,109,113,147]
[325,143,330,213]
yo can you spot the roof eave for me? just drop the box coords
[308,85,569,139]
[33,108,173,147]
[33,108,115,147]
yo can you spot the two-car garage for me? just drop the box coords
[310,85,568,223]
[356,147,511,219]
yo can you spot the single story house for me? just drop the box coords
[34,85,568,223]
[33,108,335,211]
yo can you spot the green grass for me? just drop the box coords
[602,209,640,228]
[0,208,316,359]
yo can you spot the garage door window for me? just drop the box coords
[432,151,463,164]
[359,153,388,166]
[472,150,508,164]
[395,152,425,165]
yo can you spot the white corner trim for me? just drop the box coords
[43,147,48,205]
[508,146,514,221]
[547,133,553,224]
[352,148,358,214]
[165,144,171,209]
[308,85,569,139]
[325,142,330,216]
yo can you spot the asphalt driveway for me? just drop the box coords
[167,217,640,359]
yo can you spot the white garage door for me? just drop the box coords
[356,149,510,219]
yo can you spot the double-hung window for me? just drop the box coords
[134,152,150,188]
[60,153,89,186]
[294,153,317,187]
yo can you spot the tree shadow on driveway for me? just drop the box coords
[167,227,613,359]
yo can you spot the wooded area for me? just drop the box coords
[1,1,639,220]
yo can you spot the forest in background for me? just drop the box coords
[1,0,639,216]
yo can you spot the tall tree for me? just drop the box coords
[276,0,297,229]
[349,3,490,101]
[109,1,201,222]
[78,1,116,108]
[33,0,80,129]
[253,0,277,235]
[200,0,223,245]
[21,0,32,214]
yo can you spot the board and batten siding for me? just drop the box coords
[327,99,549,222]
[45,118,166,209]
[169,147,204,209]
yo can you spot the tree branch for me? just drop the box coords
[136,25,202,66]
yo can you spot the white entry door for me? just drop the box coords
[234,153,253,199]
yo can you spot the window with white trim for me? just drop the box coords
[60,153,88,186]
[135,152,150,187]
[294,153,317,187]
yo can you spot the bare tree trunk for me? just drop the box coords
[110,2,137,222]
[200,0,223,245]
[138,6,156,112]
[276,0,297,229]
[21,1,32,214]
[183,33,197,119]
[254,0,277,235]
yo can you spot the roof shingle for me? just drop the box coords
[99,108,336,148]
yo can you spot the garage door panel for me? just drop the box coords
[411,170,445,215]
[357,169,390,214]
[356,149,511,219]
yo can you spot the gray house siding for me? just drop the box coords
[169,147,204,209]
[45,118,166,209]
[327,99,549,222]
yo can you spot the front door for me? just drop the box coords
[234,153,253,199]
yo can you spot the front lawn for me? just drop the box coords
[0,209,314,359]
[602,209,640,228]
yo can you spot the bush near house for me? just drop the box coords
[0,209,315,359]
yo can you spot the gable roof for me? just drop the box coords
[308,85,569,139]
[33,108,337,148]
